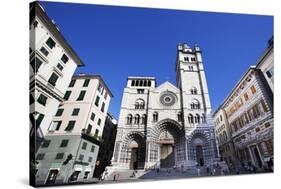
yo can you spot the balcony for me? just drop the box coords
[81,129,103,145]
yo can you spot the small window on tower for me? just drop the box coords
[189,66,193,71]
[184,57,189,62]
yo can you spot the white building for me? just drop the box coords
[29,2,84,149]
[111,43,217,172]
[35,74,113,185]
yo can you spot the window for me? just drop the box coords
[78,154,84,161]
[101,102,105,112]
[95,96,100,106]
[36,153,45,160]
[134,114,140,124]
[91,145,95,152]
[72,108,80,116]
[131,80,135,86]
[77,91,86,101]
[42,140,50,148]
[266,68,274,79]
[64,91,71,100]
[60,139,69,147]
[30,57,43,73]
[83,172,90,179]
[250,85,257,94]
[184,57,189,61]
[86,124,92,134]
[61,54,69,64]
[55,153,64,160]
[153,112,158,122]
[49,121,62,131]
[35,113,44,128]
[97,84,102,92]
[48,73,59,86]
[94,129,99,136]
[244,93,249,101]
[69,80,76,87]
[188,114,194,124]
[194,114,200,123]
[189,66,193,71]
[45,37,56,49]
[82,142,87,150]
[40,46,49,56]
[178,112,182,122]
[137,89,144,94]
[83,79,90,87]
[56,63,63,71]
[65,121,75,131]
[260,99,269,112]
[127,114,133,124]
[148,80,151,86]
[190,87,197,95]
[37,94,47,106]
[104,92,108,100]
[55,109,64,116]
[97,118,102,126]
[90,113,95,121]
[88,157,93,162]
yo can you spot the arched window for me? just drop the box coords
[148,80,151,87]
[190,87,197,95]
[141,114,147,124]
[178,111,182,122]
[131,80,135,86]
[188,114,194,124]
[144,80,147,87]
[194,114,200,123]
[140,80,143,86]
[127,114,133,124]
[136,80,139,86]
[135,102,139,109]
[135,99,145,109]
[190,99,200,109]
[153,112,158,122]
[134,114,140,124]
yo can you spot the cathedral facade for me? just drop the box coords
[112,43,217,170]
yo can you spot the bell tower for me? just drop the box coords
[176,43,212,130]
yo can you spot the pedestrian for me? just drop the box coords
[113,173,116,181]
[197,167,201,176]
[206,166,210,175]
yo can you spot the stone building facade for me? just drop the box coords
[35,74,113,185]
[213,107,237,168]
[222,67,273,170]
[214,39,274,172]
[111,43,217,170]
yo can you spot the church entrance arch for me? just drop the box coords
[190,133,208,166]
[150,119,186,168]
[123,132,146,170]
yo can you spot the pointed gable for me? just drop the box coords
[153,81,179,93]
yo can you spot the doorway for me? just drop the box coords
[130,148,139,170]
[160,144,175,168]
[196,145,204,166]
[45,169,59,185]
[252,146,263,168]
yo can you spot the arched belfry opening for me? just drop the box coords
[149,119,186,168]
[119,132,146,170]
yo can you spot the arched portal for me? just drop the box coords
[150,119,186,168]
[189,132,208,166]
[120,132,146,170]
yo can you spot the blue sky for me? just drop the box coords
[41,1,273,119]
